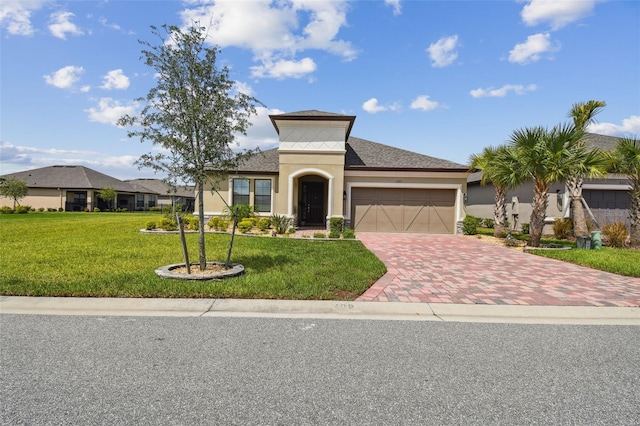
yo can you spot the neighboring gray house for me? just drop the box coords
[466,133,631,231]
[126,178,195,212]
[0,165,159,211]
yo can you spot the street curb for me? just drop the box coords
[1,296,639,325]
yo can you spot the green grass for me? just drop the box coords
[476,226,639,277]
[0,213,386,299]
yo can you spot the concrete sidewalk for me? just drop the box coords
[1,296,639,325]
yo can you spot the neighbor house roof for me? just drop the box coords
[126,178,195,198]
[1,165,147,193]
[234,136,467,174]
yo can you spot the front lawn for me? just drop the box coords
[0,213,386,299]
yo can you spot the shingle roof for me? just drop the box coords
[1,165,145,193]
[126,178,194,198]
[583,132,622,151]
[235,136,467,173]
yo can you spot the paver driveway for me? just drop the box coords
[356,234,640,307]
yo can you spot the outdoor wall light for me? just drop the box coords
[343,190,347,200]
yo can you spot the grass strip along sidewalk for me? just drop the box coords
[0,213,386,300]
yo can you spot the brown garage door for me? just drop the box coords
[351,188,456,233]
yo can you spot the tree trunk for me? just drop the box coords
[567,175,588,237]
[197,182,207,270]
[629,182,640,247]
[493,186,507,237]
[529,180,549,247]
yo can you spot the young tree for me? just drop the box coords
[607,137,640,247]
[98,186,117,211]
[566,100,607,237]
[118,24,262,270]
[469,145,522,237]
[0,177,29,208]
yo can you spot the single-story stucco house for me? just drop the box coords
[0,165,160,211]
[126,178,195,212]
[199,110,470,234]
[466,133,632,231]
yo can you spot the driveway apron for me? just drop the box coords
[356,234,640,307]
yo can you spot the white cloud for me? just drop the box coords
[0,0,45,36]
[385,0,402,16]
[100,69,130,90]
[236,106,284,150]
[250,57,317,79]
[180,1,357,79]
[362,98,400,114]
[470,84,538,98]
[587,115,640,136]
[410,95,440,111]
[86,98,137,126]
[44,65,84,89]
[521,0,596,30]
[427,35,459,68]
[48,11,84,40]
[508,32,558,64]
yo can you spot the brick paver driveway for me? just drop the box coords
[356,234,640,307]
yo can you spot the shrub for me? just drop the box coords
[256,217,271,231]
[313,232,326,239]
[481,218,494,228]
[0,206,13,214]
[237,218,254,233]
[329,217,344,233]
[38,207,45,212]
[149,206,161,212]
[14,205,30,214]
[188,217,199,231]
[158,217,177,231]
[58,207,64,212]
[521,223,530,234]
[93,207,101,213]
[84,207,90,212]
[602,221,628,248]
[145,220,157,230]
[270,214,293,234]
[328,230,341,239]
[224,204,256,222]
[208,216,221,230]
[553,218,573,240]
[462,215,480,235]
[343,228,356,239]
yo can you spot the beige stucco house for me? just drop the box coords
[200,110,470,234]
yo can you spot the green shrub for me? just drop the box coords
[58,207,64,212]
[0,206,14,214]
[328,230,341,239]
[208,216,221,230]
[93,207,101,213]
[602,221,628,248]
[313,232,326,239]
[14,205,30,214]
[462,215,480,235]
[149,206,161,212]
[224,204,256,222]
[188,217,199,231]
[256,217,271,231]
[270,214,293,234]
[84,207,90,212]
[329,217,343,233]
[481,218,494,228]
[521,223,529,234]
[145,220,157,230]
[38,207,45,212]
[342,228,355,239]
[237,218,254,233]
[158,217,177,231]
[553,218,573,240]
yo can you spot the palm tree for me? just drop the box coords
[566,100,607,237]
[607,137,640,247]
[469,145,522,237]
[508,124,586,247]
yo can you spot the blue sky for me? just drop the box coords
[1,0,639,180]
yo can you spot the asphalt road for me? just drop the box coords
[1,315,639,425]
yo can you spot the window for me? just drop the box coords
[254,179,272,212]
[148,195,156,208]
[136,194,145,208]
[232,179,249,205]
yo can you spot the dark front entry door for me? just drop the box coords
[300,182,325,225]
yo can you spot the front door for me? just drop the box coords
[300,182,325,225]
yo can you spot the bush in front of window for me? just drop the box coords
[238,218,254,233]
[188,217,199,231]
[256,217,271,231]
[224,204,256,222]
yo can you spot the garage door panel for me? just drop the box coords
[351,188,456,234]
